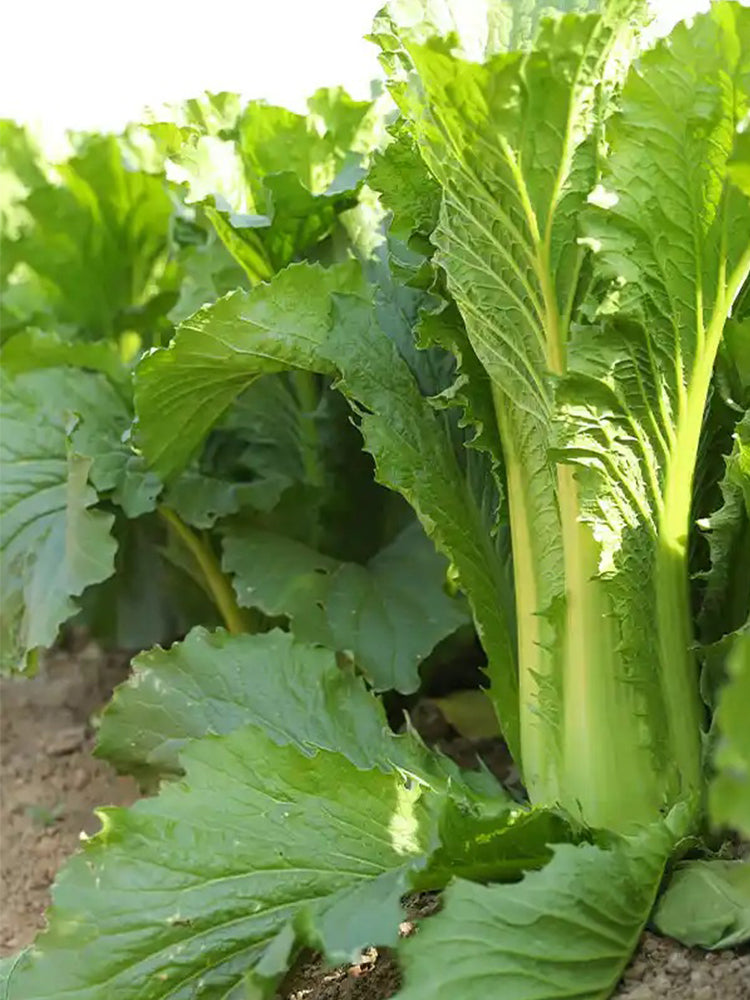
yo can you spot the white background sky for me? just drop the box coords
[0,1,710,135]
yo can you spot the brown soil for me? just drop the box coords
[0,641,138,955]
[2,648,749,998]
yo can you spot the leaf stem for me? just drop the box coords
[158,505,247,634]
[293,371,324,489]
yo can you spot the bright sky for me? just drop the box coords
[0,0,709,136]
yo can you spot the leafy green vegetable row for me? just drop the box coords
[1,1,749,998]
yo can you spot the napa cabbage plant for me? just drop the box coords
[2,2,750,999]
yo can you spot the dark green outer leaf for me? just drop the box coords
[6,724,439,1000]
[0,370,121,668]
[223,522,468,692]
[95,625,509,805]
[326,295,520,758]
[96,627,399,781]
[395,815,682,1000]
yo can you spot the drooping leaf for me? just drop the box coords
[0,369,123,669]
[6,724,441,1000]
[417,800,576,889]
[96,626,403,781]
[394,814,683,1000]
[654,859,750,950]
[95,624,510,810]
[223,521,467,692]
[134,261,365,479]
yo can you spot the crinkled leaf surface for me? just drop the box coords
[377,0,750,825]
[369,122,440,243]
[394,817,680,1000]
[697,408,750,697]
[654,859,750,950]
[223,521,468,692]
[0,369,123,668]
[375,0,656,814]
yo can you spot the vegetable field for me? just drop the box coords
[1,1,749,998]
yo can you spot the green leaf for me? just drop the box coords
[6,723,440,1000]
[394,816,681,1000]
[698,410,750,661]
[78,512,220,653]
[377,0,665,822]
[96,626,404,781]
[167,225,249,326]
[134,261,364,479]
[5,134,173,341]
[137,255,519,751]
[729,129,750,198]
[207,175,358,281]
[372,0,609,71]
[430,689,501,740]
[223,522,468,692]
[654,859,750,950]
[96,625,509,807]
[0,328,128,387]
[162,372,335,530]
[418,801,575,889]
[369,121,440,243]
[325,294,520,755]
[711,628,750,837]
[238,89,382,203]
[0,370,120,669]
[164,470,285,528]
